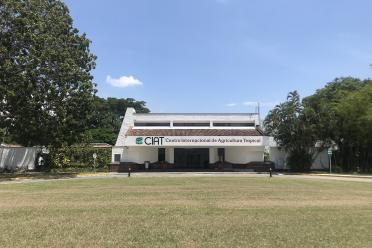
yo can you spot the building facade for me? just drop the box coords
[111,108,272,171]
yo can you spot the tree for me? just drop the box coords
[264,91,317,171]
[303,77,372,172]
[267,77,372,172]
[85,97,150,144]
[0,0,96,147]
[335,83,372,171]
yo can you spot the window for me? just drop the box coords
[213,122,254,127]
[158,148,166,162]
[114,154,121,162]
[134,122,170,127]
[173,123,210,127]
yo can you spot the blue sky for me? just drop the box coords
[64,0,372,116]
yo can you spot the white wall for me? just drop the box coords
[112,146,158,164]
[269,147,329,170]
[113,144,330,169]
[209,148,218,163]
[134,113,260,126]
[225,147,264,164]
[112,146,126,163]
[115,108,136,146]
[312,149,329,169]
[113,146,266,165]
[269,147,287,169]
[165,147,174,163]
[0,147,37,171]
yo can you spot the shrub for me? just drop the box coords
[331,165,343,173]
[47,146,111,169]
[287,149,313,171]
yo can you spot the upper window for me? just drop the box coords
[213,122,255,127]
[173,123,210,127]
[134,122,170,127]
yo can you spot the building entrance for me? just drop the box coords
[174,148,209,169]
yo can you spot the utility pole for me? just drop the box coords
[257,102,261,126]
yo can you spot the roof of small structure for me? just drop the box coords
[0,143,24,148]
[90,143,112,148]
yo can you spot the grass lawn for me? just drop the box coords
[1,176,372,247]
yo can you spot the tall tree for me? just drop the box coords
[0,0,96,147]
[303,78,372,171]
[264,91,317,171]
[267,77,372,172]
[336,83,372,171]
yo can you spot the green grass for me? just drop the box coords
[1,176,372,247]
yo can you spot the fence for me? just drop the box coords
[0,147,37,171]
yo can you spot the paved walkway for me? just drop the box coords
[1,172,372,184]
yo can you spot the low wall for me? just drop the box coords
[0,147,37,171]
[269,147,329,170]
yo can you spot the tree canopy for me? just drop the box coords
[0,0,96,147]
[265,77,372,172]
[85,97,150,145]
[303,77,372,172]
[264,91,317,171]
[0,0,151,147]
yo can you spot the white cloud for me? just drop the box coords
[226,103,237,107]
[106,75,143,88]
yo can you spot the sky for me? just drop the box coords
[64,0,372,116]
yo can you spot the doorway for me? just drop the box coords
[174,148,209,169]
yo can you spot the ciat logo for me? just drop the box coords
[136,136,164,145]
[135,137,143,144]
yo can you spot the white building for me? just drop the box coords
[111,108,272,171]
[111,108,329,171]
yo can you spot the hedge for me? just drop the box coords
[47,146,111,169]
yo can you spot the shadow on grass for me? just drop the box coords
[0,172,78,182]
